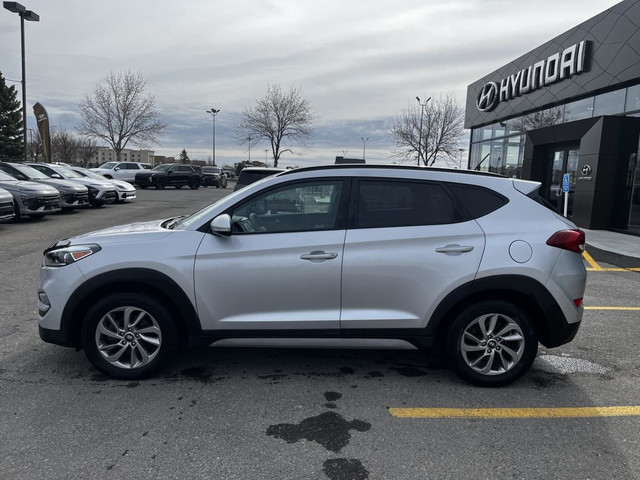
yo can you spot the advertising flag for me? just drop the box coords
[33,102,52,163]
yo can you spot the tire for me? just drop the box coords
[155,178,166,190]
[81,293,177,380]
[12,200,21,221]
[175,185,183,189]
[189,178,200,190]
[139,185,148,190]
[446,300,537,387]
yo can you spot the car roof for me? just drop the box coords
[279,164,506,178]
[240,167,285,173]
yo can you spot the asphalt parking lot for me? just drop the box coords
[1,185,639,480]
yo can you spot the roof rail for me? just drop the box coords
[280,164,506,178]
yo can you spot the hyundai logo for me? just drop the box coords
[477,82,499,112]
[581,165,592,175]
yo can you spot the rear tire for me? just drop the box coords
[447,300,537,387]
[81,293,177,380]
[155,178,166,190]
[189,178,200,190]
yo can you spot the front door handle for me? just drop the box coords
[300,251,338,261]
[435,244,474,255]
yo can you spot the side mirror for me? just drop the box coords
[51,173,63,179]
[114,166,120,171]
[210,214,231,236]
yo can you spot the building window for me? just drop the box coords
[594,89,626,116]
[564,97,594,122]
[625,84,640,112]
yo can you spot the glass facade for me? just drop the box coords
[469,82,640,176]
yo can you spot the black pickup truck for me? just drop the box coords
[135,164,204,190]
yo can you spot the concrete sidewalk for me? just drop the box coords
[582,228,640,259]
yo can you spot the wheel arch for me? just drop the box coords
[427,275,567,350]
[60,268,201,349]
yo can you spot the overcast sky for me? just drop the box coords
[0,0,620,167]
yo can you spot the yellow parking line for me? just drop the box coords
[389,406,640,419]
[586,267,640,272]
[584,306,640,311]
[582,251,602,270]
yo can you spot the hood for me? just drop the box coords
[0,187,12,201]
[110,179,135,189]
[69,219,172,244]
[35,178,88,193]
[0,179,59,195]
[67,177,115,189]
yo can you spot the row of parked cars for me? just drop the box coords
[0,162,136,221]
[91,161,230,189]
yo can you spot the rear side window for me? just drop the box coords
[447,184,508,219]
[356,180,462,228]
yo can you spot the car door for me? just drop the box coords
[194,178,348,331]
[340,178,485,331]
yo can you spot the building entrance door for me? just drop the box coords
[548,145,580,217]
[628,152,640,232]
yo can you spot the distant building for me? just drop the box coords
[335,156,365,164]
[92,148,155,165]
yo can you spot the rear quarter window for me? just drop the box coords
[447,184,508,219]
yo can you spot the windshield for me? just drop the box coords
[203,167,221,173]
[153,165,172,172]
[99,162,117,169]
[54,166,82,178]
[73,168,104,180]
[12,164,51,180]
[178,187,249,229]
[0,170,18,181]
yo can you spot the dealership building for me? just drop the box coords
[465,0,640,236]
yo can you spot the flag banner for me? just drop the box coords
[33,102,52,163]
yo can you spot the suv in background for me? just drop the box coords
[135,164,203,190]
[234,167,285,191]
[0,187,15,221]
[0,162,89,211]
[202,166,228,188]
[0,169,61,219]
[38,165,586,386]
[91,162,152,182]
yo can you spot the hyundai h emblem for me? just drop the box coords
[477,82,499,112]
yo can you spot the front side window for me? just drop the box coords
[232,180,344,234]
[356,180,461,228]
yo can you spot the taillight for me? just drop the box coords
[546,229,585,253]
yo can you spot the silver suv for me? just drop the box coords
[38,165,587,386]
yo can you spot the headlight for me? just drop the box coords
[44,244,101,267]
[19,195,30,204]
[87,186,99,194]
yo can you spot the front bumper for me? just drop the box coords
[18,194,61,215]
[61,192,90,208]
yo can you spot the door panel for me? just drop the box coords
[341,222,485,329]
[547,145,579,217]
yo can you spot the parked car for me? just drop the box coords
[27,163,117,207]
[222,168,236,179]
[202,166,228,188]
[234,167,285,191]
[37,165,586,386]
[0,169,61,219]
[70,166,136,203]
[0,162,89,211]
[0,186,15,221]
[91,162,152,182]
[135,164,203,190]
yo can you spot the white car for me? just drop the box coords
[38,165,587,386]
[28,163,117,207]
[71,166,136,203]
[91,162,152,182]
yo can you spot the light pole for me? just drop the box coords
[458,148,464,169]
[264,149,268,166]
[416,96,431,165]
[361,137,369,161]
[205,108,220,165]
[247,136,252,163]
[3,2,39,163]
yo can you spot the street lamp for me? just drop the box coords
[247,136,252,163]
[3,2,39,163]
[361,137,369,161]
[205,108,220,165]
[458,148,464,170]
[416,96,431,166]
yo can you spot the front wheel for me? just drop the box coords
[81,293,177,379]
[189,178,200,190]
[155,178,166,190]
[447,300,537,387]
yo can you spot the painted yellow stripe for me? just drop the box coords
[584,306,640,311]
[389,406,640,419]
[582,251,602,270]
[587,267,640,272]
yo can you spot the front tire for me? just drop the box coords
[189,178,200,190]
[447,300,537,387]
[81,293,177,379]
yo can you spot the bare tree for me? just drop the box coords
[77,71,165,162]
[521,107,563,130]
[27,128,43,162]
[391,94,465,166]
[236,85,313,167]
[78,137,98,166]
[51,130,80,164]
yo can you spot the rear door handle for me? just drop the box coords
[300,251,338,261]
[435,244,474,255]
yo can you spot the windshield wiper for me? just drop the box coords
[165,215,187,230]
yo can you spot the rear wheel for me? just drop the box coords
[155,178,166,190]
[189,178,200,190]
[81,293,177,379]
[447,300,537,387]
